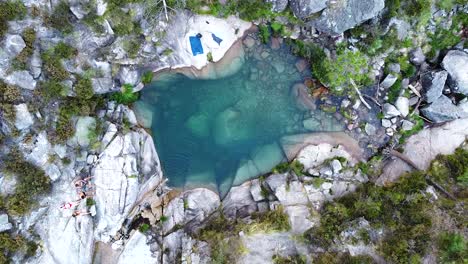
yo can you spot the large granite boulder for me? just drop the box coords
[290,0,327,19]
[118,231,157,264]
[310,0,385,34]
[442,50,468,96]
[420,95,468,123]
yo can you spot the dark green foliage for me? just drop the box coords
[160,215,168,222]
[429,146,468,188]
[53,42,77,59]
[0,0,27,38]
[141,71,154,84]
[428,13,466,58]
[0,81,21,103]
[307,171,432,262]
[139,223,150,233]
[437,232,467,263]
[13,28,36,69]
[106,7,140,36]
[0,232,37,263]
[39,80,67,102]
[207,51,213,62]
[272,254,306,264]
[82,12,106,34]
[110,84,139,105]
[287,39,329,85]
[45,1,73,34]
[186,0,274,21]
[2,150,51,215]
[314,252,374,264]
[272,160,304,175]
[41,42,77,81]
[75,76,94,100]
[259,25,271,43]
[399,114,424,144]
[270,22,284,36]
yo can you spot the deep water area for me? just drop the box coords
[135,36,343,195]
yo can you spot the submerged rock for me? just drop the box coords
[310,0,385,34]
[442,50,468,95]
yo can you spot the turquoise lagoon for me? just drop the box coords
[135,37,342,195]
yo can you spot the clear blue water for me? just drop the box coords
[135,37,342,195]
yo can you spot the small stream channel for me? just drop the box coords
[134,34,343,195]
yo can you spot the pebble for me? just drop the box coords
[382,119,392,128]
[365,123,377,135]
[385,127,394,136]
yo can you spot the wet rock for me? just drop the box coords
[243,36,256,48]
[266,0,289,12]
[0,214,12,232]
[421,70,448,103]
[303,117,321,131]
[381,119,392,128]
[295,59,308,72]
[4,34,26,57]
[383,103,401,118]
[364,123,376,135]
[290,0,327,19]
[420,95,468,123]
[5,70,36,90]
[442,50,468,95]
[401,120,415,131]
[380,74,398,89]
[14,104,34,130]
[395,96,409,117]
[410,47,426,65]
[331,159,343,174]
[310,0,384,34]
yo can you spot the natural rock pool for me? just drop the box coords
[135,35,343,195]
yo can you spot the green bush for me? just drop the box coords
[272,254,306,264]
[259,25,271,43]
[438,232,467,262]
[74,76,94,100]
[0,0,27,38]
[54,42,77,59]
[0,232,37,263]
[322,48,372,94]
[2,150,51,215]
[41,42,78,81]
[110,84,139,105]
[139,223,150,233]
[106,8,140,36]
[207,51,213,62]
[272,160,304,175]
[0,81,21,103]
[39,80,67,102]
[141,71,154,84]
[45,1,73,34]
[13,28,36,69]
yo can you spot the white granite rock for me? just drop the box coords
[14,103,34,130]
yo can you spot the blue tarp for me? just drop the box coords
[189,36,204,56]
[211,33,223,45]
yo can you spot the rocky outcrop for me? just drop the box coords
[378,118,468,184]
[442,50,468,96]
[290,0,328,19]
[310,0,385,34]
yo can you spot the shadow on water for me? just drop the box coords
[135,35,343,196]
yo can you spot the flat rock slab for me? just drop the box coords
[377,118,468,185]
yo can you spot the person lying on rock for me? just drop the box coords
[74,176,93,188]
[78,191,95,200]
[72,210,91,218]
[60,200,80,210]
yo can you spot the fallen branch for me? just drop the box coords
[408,84,421,97]
[363,94,382,107]
[350,78,371,109]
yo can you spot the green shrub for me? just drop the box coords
[438,232,467,262]
[139,223,150,233]
[54,42,77,59]
[41,43,76,81]
[0,81,21,103]
[321,48,371,94]
[74,76,94,100]
[45,1,73,34]
[272,160,304,175]
[141,71,154,84]
[0,232,37,263]
[82,11,106,34]
[259,25,270,44]
[110,84,139,105]
[106,7,140,36]
[271,22,284,36]
[0,0,27,38]
[39,80,67,102]
[207,51,213,62]
[86,198,96,207]
[13,28,36,69]
[272,254,306,264]
[2,150,51,215]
